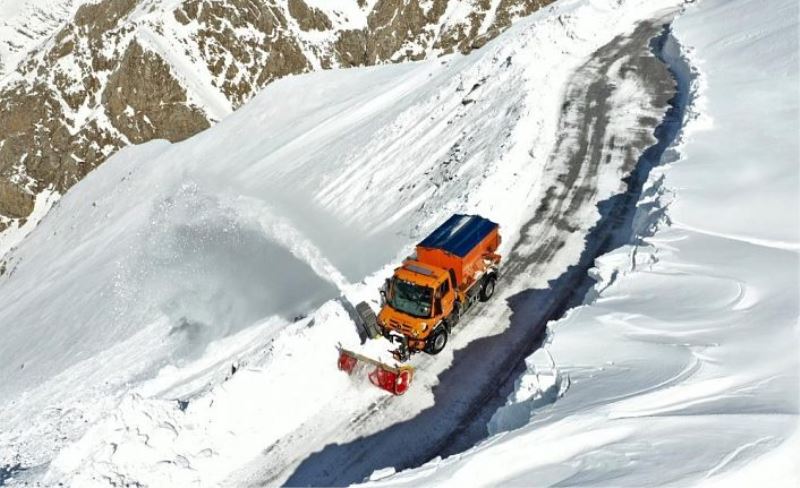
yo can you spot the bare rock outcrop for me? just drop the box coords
[103,41,210,144]
[288,0,333,32]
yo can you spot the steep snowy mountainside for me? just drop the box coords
[0,5,539,474]
[0,0,686,483]
[0,0,555,253]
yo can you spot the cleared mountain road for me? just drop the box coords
[230,17,682,488]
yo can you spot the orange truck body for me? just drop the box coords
[377,214,501,357]
[416,227,501,292]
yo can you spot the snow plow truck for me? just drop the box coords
[338,214,501,395]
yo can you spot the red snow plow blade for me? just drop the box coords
[337,347,413,396]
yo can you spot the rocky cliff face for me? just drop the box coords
[0,0,554,234]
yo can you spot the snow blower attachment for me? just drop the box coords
[337,346,414,395]
[336,214,502,396]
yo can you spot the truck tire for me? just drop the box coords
[355,301,381,339]
[426,327,448,355]
[479,274,496,302]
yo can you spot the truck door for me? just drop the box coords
[437,279,454,318]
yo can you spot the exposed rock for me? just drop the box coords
[0,180,35,219]
[103,42,210,144]
[366,0,429,62]
[288,0,333,32]
[73,0,138,32]
[334,29,369,68]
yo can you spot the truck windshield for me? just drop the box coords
[390,278,432,318]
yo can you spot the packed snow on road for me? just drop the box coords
[0,0,797,486]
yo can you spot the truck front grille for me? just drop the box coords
[389,319,415,336]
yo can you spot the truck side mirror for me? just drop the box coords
[434,298,442,316]
[381,279,390,305]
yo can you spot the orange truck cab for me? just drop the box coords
[376,214,501,361]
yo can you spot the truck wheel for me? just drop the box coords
[479,274,496,302]
[355,301,381,339]
[426,327,448,355]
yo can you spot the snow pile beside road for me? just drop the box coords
[368,0,799,485]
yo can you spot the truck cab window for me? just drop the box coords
[389,278,433,318]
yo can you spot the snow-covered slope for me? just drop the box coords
[0,0,557,251]
[367,0,800,485]
[0,0,691,484]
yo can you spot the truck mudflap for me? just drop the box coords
[337,346,414,395]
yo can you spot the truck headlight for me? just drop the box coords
[421,322,427,331]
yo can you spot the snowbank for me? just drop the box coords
[367,0,800,485]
